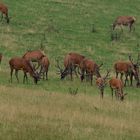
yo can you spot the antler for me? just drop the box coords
[103,70,110,80]
[98,63,103,69]
[129,55,135,65]
[55,58,63,74]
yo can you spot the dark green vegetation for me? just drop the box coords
[0,0,140,139]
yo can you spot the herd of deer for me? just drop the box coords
[1,50,139,101]
[0,3,139,101]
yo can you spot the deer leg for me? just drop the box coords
[23,72,27,83]
[42,72,45,80]
[23,73,26,83]
[90,74,93,86]
[25,73,28,83]
[110,87,114,100]
[124,73,128,87]
[70,68,73,81]
[10,68,14,83]
[74,67,79,78]
[120,25,123,32]
[116,72,118,78]
[120,73,123,81]
[80,70,85,82]
[46,70,48,80]
[100,89,104,99]
[130,73,133,86]
[15,70,19,83]
[129,23,133,32]
[115,90,118,100]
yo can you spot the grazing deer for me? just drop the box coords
[56,52,85,80]
[78,58,103,85]
[0,3,9,23]
[39,56,50,80]
[112,16,136,32]
[114,54,140,87]
[9,57,40,84]
[0,53,2,64]
[23,50,45,69]
[96,70,110,98]
[109,78,127,101]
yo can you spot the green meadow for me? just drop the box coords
[0,0,140,139]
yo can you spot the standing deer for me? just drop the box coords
[109,78,127,101]
[56,52,85,80]
[9,57,40,84]
[39,56,50,80]
[129,55,140,87]
[114,54,140,87]
[78,58,103,85]
[23,50,45,69]
[0,3,9,23]
[96,70,110,98]
[112,16,136,32]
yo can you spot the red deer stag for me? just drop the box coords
[9,57,40,84]
[109,78,127,101]
[114,55,140,87]
[0,53,2,64]
[23,50,45,69]
[0,3,9,23]
[96,70,110,99]
[56,52,85,80]
[128,55,140,87]
[112,16,136,32]
[39,56,50,80]
[78,58,103,85]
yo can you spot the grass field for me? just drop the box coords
[0,0,140,139]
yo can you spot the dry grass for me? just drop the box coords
[0,85,139,140]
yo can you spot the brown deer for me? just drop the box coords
[96,70,110,98]
[39,56,50,80]
[114,55,140,87]
[0,53,2,64]
[128,55,140,87]
[78,58,103,85]
[23,50,45,69]
[56,52,85,80]
[109,78,127,101]
[9,57,40,84]
[0,3,9,23]
[112,16,136,32]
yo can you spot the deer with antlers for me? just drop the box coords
[56,52,85,80]
[112,16,136,32]
[109,78,127,101]
[23,50,45,69]
[78,58,103,85]
[114,54,140,87]
[96,70,110,98]
[0,3,10,23]
[9,57,40,84]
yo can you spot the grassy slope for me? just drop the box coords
[0,0,140,139]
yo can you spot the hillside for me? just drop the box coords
[0,0,140,139]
